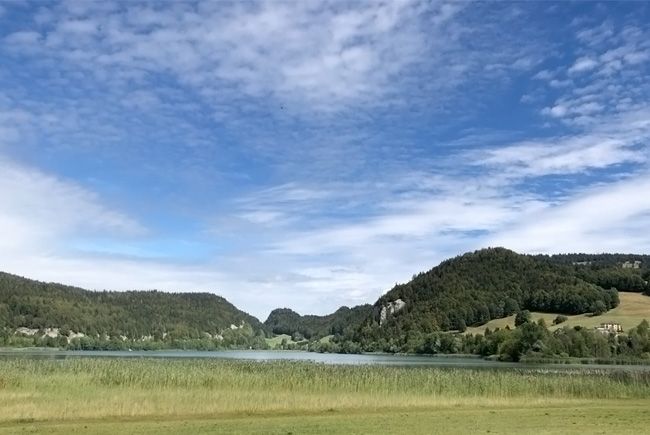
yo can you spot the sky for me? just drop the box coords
[1,1,649,319]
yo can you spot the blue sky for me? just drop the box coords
[1,1,649,319]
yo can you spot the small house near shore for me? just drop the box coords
[596,323,623,334]
[622,261,642,269]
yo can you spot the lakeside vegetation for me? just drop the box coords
[0,325,269,352]
[1,358,650,434]
[279,317,650,364]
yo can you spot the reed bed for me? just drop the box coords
[1,358,649,424]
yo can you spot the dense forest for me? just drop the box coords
[0,272,267,349]
[264,305,373,340]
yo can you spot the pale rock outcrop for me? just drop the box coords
[67,332,85,343]
[44,328,60,338]
[229,321,246,330]
[15,327,39,336]
[379,299,406,326]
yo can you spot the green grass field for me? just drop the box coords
[467,292,650,334]
[265,334,332,348]
[1,359,650,434]
[265,333,295,347]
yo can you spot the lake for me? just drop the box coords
[1,349,649,371]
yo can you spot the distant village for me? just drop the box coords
[622,260,643,269]
[572,260,643,269]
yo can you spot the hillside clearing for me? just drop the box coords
[467,292,650,334]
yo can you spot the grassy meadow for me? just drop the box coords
[265,333,333,348]
[1,358,650,434]
[467,292,650,334]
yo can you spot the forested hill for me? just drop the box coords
[265,249,650,343]
[0,272,265,340]
[354,248,628,343]
[264,305,373,340]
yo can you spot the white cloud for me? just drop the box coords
[568,56,599,74]
[576,21,614,47]
[624,50,650,65]
[489,173,650,253]
[3,1,458,113]
[0,158,143,253]
[538,22,650,126]
[545,104,568,118]
[272,195,529,256]
[533,69,555,80]
[1,0,545,120]
[4,31,41,46]
[476,107,650,178]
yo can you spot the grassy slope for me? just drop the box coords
[467,292,650,335]
[265,334,332,348]
[1,359,650,434]
[265,334,294,347]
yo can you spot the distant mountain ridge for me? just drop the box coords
[0,272,265,341]
[264,305,373,340]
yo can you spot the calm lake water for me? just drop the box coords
[1,349,649,371]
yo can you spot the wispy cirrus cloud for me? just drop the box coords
[476,109,650,179]
[536,21,650,126]
[568,56,599,74]
[3,1,459,113]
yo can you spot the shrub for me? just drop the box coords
[590,301,607,316]
[515,310,531,327]
[553,315,568,325]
